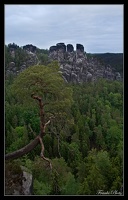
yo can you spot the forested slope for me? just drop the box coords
[5,63,123,195]
[90,53,123,76]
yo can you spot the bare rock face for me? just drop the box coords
[56,43,66,52]
[49,46,58,61]
[8,62,15,69]
[5,162,33,195]
[5,46,39,77]
[20,166,33,195]
[67,44,74,52]
[23,44,36,53]
[5,42,122,83]
[76,43,84,53]
[48,43,121,83]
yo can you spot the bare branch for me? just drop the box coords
[5,136,39,160]
[31,93,42,102]
[44,119,50,127]
[38,136,52,170]
[5,94,53,164]
[28,124,36,137]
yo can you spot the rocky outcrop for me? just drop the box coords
[23,44,37,53]
[5,42,122,83]
[5,47,38,78]
[49,43,121,83]
[5,163,33,195]
[20,166,33,195]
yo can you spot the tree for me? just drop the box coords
[61,172,79,195]
[38,53,49,65]
[5,61,73,169]
[105,125,122,156]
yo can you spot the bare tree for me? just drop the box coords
[5,93,53,169]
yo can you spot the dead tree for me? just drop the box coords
[5,93,53,169]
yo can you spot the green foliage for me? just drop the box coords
[90,53,123,76]
[106,126,122,156]
[32,156,53,184]
[77,148,123,193]
[19,155,33,173]
[5,44,28,70]
[10,62,73,115]
[6,126,29,154]
[38,53,49,65]
[78,178,91,195]
[33,179,51,195]
[50,157,74,195]
[14,48,28,70]
[61,172,79,195]
[5,159,22,175]
[5,63,123,195]
[5,45,13,70]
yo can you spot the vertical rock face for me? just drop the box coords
[56,43,66,62]
[67,44,74,52]
[76,44,84,52]
[48,43,121,83]
[5,44,39,78]
[5,42,122,83]
[49,46,57,52]
[23,44,37,53]
[56,43,66,52]
[21,167,33,195]
[49,46,58,61]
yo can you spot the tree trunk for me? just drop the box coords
[5,136,39,160]
[5,94,52,163]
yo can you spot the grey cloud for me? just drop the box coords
[5,4,123,53]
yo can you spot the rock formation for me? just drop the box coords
[5,164,33,195]
[23,44,37,53]
[6,44,38,77]
[5,42,122,83]
[49,43,121,83]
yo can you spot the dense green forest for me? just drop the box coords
[5,60,123,195]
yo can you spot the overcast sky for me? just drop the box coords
[5,4,123,53]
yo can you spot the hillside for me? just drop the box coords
[90,53,123,77]
[5,43,123,82]
[5,43,123,195]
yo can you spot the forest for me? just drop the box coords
[90,53,123,77]
[5,45,123,195]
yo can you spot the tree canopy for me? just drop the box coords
[5,64,123,195]
[5,61,73,163]
[11,61,73,110]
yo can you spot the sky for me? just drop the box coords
[5,4,124,53]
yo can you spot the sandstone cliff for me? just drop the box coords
[5,43,122,83]
[49,43,121,83]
